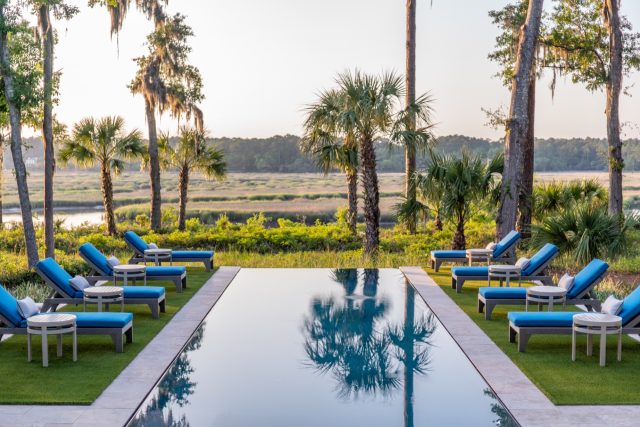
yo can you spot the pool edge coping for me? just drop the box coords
[400,266,640,427]
[0,266,241,427]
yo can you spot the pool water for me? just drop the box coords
[129,269,517,427]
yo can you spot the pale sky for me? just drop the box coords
[52,0,640,140]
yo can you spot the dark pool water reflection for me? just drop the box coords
[129,269,517,427]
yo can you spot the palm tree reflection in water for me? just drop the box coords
[303,269,436,426]
[129,323,207,427]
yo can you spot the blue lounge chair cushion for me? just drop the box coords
[124,231,150,253]
[479,287,527,299]
[146,266,186,277]
[171,250,214,259]
[452,266,489,277]
[0,286,24,326]
[80,243,113,275]
[493,230,521,258]
[522,244,559,276]
[567,259,608,299]
[617,286,640,326]
[508,311,581,327]
[431,250,467,259]
[21,312,133,328]
[122,286,165,298]
[36,258,78,298]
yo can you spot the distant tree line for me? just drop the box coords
[7,134,640,173]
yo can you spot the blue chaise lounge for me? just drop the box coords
[430,230,521,272]
[508,286,640,352]
[451,243,560,293]
[477,259,608,320]
[79,243,187,293]
[36,258,166,319]
[0,285,133,352]
[124,231,214,271]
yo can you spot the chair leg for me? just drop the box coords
[478,298,485,314]
[149,303,160,319]
[126,327,133,344]
[518,332,530,352]
[509,325,517,343]
[160,299,166,313]
[113,334,124,353]
[485,302,496,321]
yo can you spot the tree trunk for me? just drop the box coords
[178,165,189,231]
[605,0,624,217]
[145,99,162,231]
[0,7,39,267]
[496,0,544,240]
[346,169,358,234]
[452,214,466,250]
[360,137,380,255]
[434,211,443,231]
[405,0,417,234]
[39,4,55,259]
[516,73,536,238]
[101,164,117,235]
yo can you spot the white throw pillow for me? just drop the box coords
[514,257,530,270]
[558,274,575,292]
[69,275,91,291]
[148,243,159,249]
[485,242,497,251]
[107,256,121,267]
[17,297,39,318]
[602,295,623,315]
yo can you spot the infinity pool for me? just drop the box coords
[129,268,517,426]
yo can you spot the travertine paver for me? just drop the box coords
[0,266,240,427]
[400,266,640,427]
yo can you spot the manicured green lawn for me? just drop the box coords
[0,268,213,404]
[429,267,640,405]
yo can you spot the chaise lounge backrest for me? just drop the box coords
[124,231,149,255]
[37,258,81,298]
[0,285,24,327]
[567,259,608,300]
[79,243,114,276]
[618,286,640,327]
[521,243,559,276]
[493,230,521,258]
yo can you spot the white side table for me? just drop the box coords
[466,249,493,266]
[84,286,124,312]
[27,314,77,367]
[572,313,622,367]
[488,265,521,288]
[113,264,146,286]
[526,286,567,311]
[144,248,172,266]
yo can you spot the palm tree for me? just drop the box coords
[129,13,204,232]
[59,116,144,235]
[158,127,226,231]
[405,0,418,234]
[416,150,503,249]
[302,90,359,234]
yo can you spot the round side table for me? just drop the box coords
[113,264,146,286]
[466,249,493,266]
[572,313,622,367]
[526,286,567,311]
[488,265,521,288]
[27,313,77,367]
[144,248,172,266]
[84,286,124,312]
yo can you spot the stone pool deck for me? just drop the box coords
[0,266,240,427]
[400,266,640,427]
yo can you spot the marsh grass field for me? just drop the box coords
[3,170,640,224]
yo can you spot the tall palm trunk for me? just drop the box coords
[0,7,39,267]
[346,169,357,234]
[517,73,536,238]
[605,0,623,217]
[496,0,543,239]
[453,214,466,249]
[39,4,55,258]
[101,163,117,235]
[405,0,417,234]
[145,99,162,231]
[360,137,380,255]
[178,165,189,231]
[434,210,443,231]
